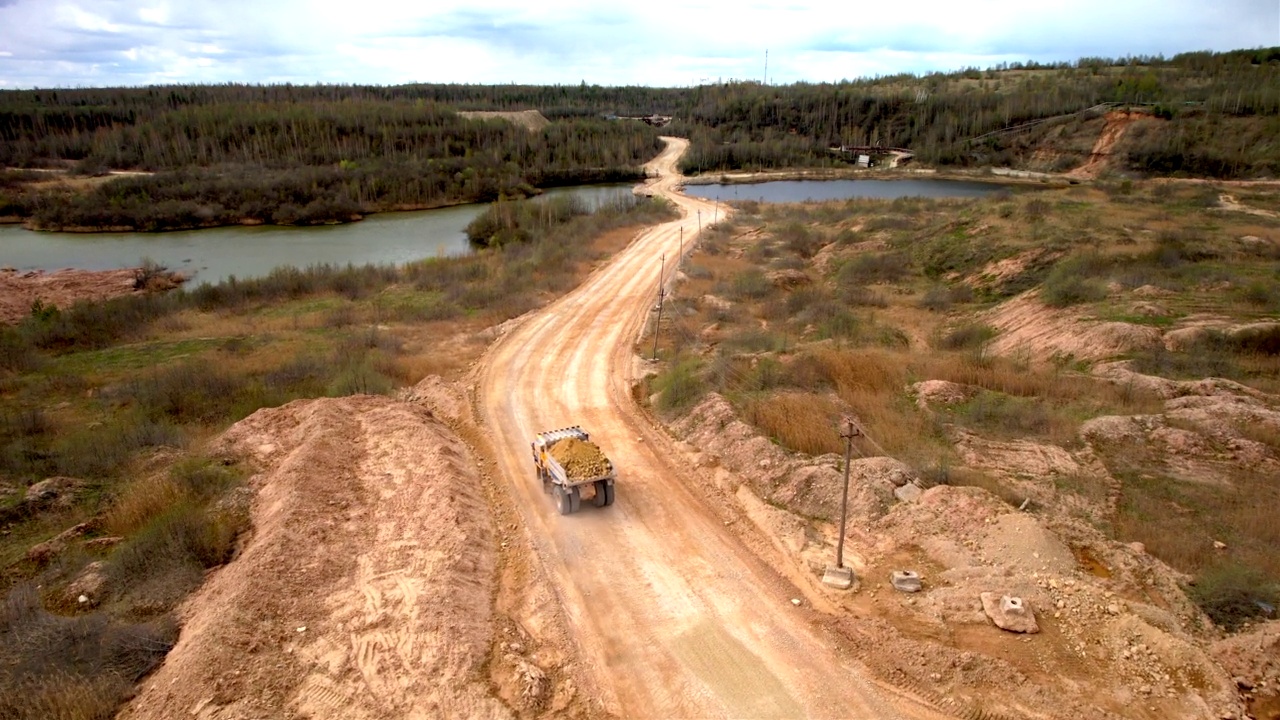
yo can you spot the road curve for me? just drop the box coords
[477,138,933,718]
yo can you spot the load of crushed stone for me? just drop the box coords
[549,437,612,479]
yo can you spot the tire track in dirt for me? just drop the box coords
[476,138,951,718]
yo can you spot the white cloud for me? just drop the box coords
[0,0,1275,87]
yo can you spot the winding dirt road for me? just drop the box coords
[477,138,948,718]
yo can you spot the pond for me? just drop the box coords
[0,184,636,286]
[682,178,1009,203]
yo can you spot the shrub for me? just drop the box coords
[953,391,1050,436]
[1041,258,1108,307]
[129,361,247,425]
[919,286,953,312]
[655,357,706,412]
[107,501,247,605]
[1238,280,1279,308]
[728,269,770,300]
[835,252,910,286]
[936,323,998,350]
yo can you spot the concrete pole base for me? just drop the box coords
[822,565,855,590]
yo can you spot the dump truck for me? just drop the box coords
[531,426,616,515]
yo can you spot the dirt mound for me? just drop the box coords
[457,110,550,132]
[549,437,611,479]
[0,267,185,324]
[984,292,1162,362]
[861,486,1242,719]
[1212,620,1280,699]
[667,390,1246,718]
[121,395,510,720]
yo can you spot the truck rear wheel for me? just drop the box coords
[554,485,572,515]
[568,486,581,514]
[593,480,615,507]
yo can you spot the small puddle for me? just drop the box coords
[1072,545,1113,578]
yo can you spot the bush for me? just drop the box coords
[129,361,247,425]
[936,323,998,350]
[953,391,1050,436]
[1041,257,1108,307]
[107,501,247,606]
[835,252,910,286]
[655,357,706,412]
[728,269,770,300]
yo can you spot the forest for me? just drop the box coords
[0,47,1276,231]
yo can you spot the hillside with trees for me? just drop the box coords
[0,47,1276,231]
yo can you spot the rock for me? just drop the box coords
[790,598,802,606]
[1235,676,1255,691]
[63,561,107,606]
[767,269,811,290]
[23,476,85,509]
[507,654,548,706]
[25,522,93,563]
[84,536,124,551]
[891,570,922,593]
[980,592,1040,634]
[701,294,734,312]
[1128,541,1146,554]
[893,482,923,504]
[1213,540,1227,550]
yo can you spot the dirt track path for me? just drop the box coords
[477,138,947,718]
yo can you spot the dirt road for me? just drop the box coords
[477,138,947,718]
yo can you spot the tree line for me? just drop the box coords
[0,46,1276,231]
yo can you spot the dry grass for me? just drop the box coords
[741,392,843,455]
[103,474,186,538]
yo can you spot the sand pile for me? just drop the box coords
[121,395,512,720]
[549,437,611,479]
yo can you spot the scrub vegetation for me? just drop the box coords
[648,181,1280,629]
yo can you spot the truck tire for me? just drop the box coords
[554,485,572,515]
[568,486,581,514]
[593,480,615,508]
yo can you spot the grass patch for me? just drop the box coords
[0,584,175,720]
[1188,562,1280,631]
[739,392,843,456]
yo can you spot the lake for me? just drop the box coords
[682,178,1008,203]
[0,184,636,286]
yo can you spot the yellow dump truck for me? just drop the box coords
[531,426,616,515]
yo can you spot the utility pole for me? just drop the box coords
[823,418,862,589]
[651,254,665,361]
[697,209,702,235]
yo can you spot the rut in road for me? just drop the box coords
[477,137,954,719]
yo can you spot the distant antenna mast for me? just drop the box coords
[764,49,769,85]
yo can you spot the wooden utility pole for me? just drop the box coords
[652,254,665,361]
[823,418,862,589]
[836,418,862,570]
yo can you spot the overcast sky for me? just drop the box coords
[0,0,1277,89]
